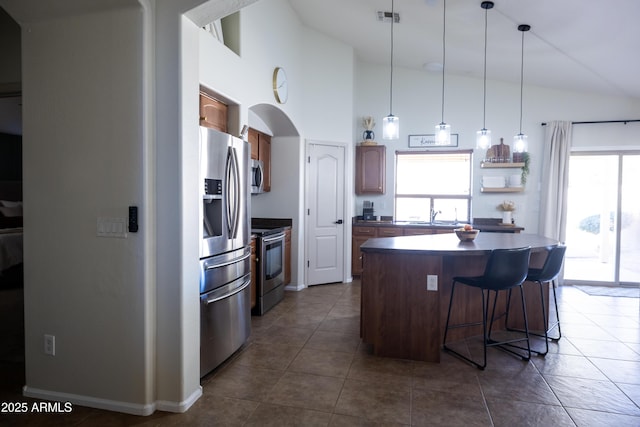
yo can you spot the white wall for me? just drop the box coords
[300,28,355,142]
[199,0,304,128]
[354,61,640,233]
[572,121,640,150]
[14,2,154,411]
[199,0,356,288]
[154,3,204,412]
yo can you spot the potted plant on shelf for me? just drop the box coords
[520,152,530,185]
[497,200,516,225]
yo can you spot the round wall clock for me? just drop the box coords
[272,67,288,104]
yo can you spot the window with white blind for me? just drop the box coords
[395,150,472,223]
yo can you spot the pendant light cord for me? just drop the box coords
[440,0,446,123]
[519,29,524,133]
[518,25,530,134]
[482,4,488,129]
[389,0,395,116]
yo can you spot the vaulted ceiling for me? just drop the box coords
[289,0,640,100]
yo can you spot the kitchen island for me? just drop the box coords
[359,232,559,362]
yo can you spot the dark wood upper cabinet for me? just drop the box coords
[199,92,227,133]
[355,145,385,194]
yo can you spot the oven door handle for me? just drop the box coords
[261,232,285,244]
[204,251,251,271]
[205,278,251,305]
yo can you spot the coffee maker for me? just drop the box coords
[362,201,375,221]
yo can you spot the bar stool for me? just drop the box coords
[443,247,532,370]
[507,245,566,356]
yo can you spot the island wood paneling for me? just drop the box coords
[361,252,441,362]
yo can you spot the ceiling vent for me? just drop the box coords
[377,11,400,23]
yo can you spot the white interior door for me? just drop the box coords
[306,143,345,286]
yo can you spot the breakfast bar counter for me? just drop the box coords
[359,232,559,362]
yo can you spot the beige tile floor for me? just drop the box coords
[1,281,639,426]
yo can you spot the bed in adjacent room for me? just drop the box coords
[0,181,23,284]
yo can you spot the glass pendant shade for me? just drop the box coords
[435,122,451,145]
[476,128,492,150]
[513,133,528,153]
[383,114,399,140]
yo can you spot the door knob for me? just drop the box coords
[334,219,343,224]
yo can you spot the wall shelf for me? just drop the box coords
[480,162,524,168]
[481,187,524,193]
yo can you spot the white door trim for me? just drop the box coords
[304,139,353,286]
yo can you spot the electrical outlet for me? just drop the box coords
[44,334,56,356]
[427,275,438,291]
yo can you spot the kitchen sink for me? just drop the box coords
[404,220,459,226]
[431,221,460,226]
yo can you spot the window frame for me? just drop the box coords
[394,149,473,223]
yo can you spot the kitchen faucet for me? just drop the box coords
[430,209,441,223]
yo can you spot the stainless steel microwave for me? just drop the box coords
[251,159,264,194]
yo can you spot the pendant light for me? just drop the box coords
[382,0,399,140]
[476,1,494,150]
[435,0,451,145]
[513,24,531,154]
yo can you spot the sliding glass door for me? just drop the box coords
[620,155,640,283]
[565,152,640,285]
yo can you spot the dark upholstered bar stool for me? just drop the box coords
[507,245,566,356]
[443,247,532,370]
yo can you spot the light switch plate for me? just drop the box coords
[427,275,438,291]
[97,217,127,238]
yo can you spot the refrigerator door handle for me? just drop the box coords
[224,147,233,237]
[230,146,241,238]
[225,145,241,239]
[225,147,235,237]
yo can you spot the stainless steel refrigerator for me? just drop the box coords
[199,126,251,377]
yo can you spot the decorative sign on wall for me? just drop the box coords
[408,133,459,148]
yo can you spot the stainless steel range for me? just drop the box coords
[251,227,285,315]
[199,127,251,377]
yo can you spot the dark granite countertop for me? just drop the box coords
[353,217,524,233]
[360,232,557,256]
[252,217,292,230]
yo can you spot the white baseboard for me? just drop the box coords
[284,283,306,291]
[23,386,156,416]
[155,386,203,413]
[23,384,203,416]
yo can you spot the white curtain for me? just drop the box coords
[539,121,572,242]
